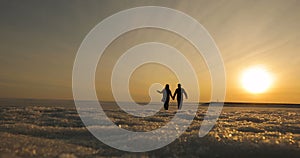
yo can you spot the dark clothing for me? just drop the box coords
[164,89,172,110]
[173,88,187,109]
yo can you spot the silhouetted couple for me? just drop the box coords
[157,84,188,110]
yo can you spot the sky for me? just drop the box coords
[0,0,299,103]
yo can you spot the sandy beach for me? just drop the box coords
[0,99,299,158]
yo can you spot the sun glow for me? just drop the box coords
[241,66,273,94]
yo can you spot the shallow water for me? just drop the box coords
[0,99,299,157]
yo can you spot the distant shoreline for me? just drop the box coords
[201,102,300,108]
[0,98,299,108]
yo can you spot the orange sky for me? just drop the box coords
[0,0,299,103]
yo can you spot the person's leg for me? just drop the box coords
[166,100,169,110]
[164,102,168,110]
[179,99,183,109]
[165,98,170,110]
[177,97,182,109]
[177,101,181,109]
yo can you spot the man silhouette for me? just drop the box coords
[172,84,188,110]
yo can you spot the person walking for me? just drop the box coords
[172,84,188,110]
[157,84,173,110]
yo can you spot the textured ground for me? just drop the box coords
[0,100,299,158]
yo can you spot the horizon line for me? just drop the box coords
[0,97,299,105]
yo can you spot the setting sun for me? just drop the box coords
[241,66,273,94]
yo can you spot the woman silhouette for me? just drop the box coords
[157,84,173,110]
